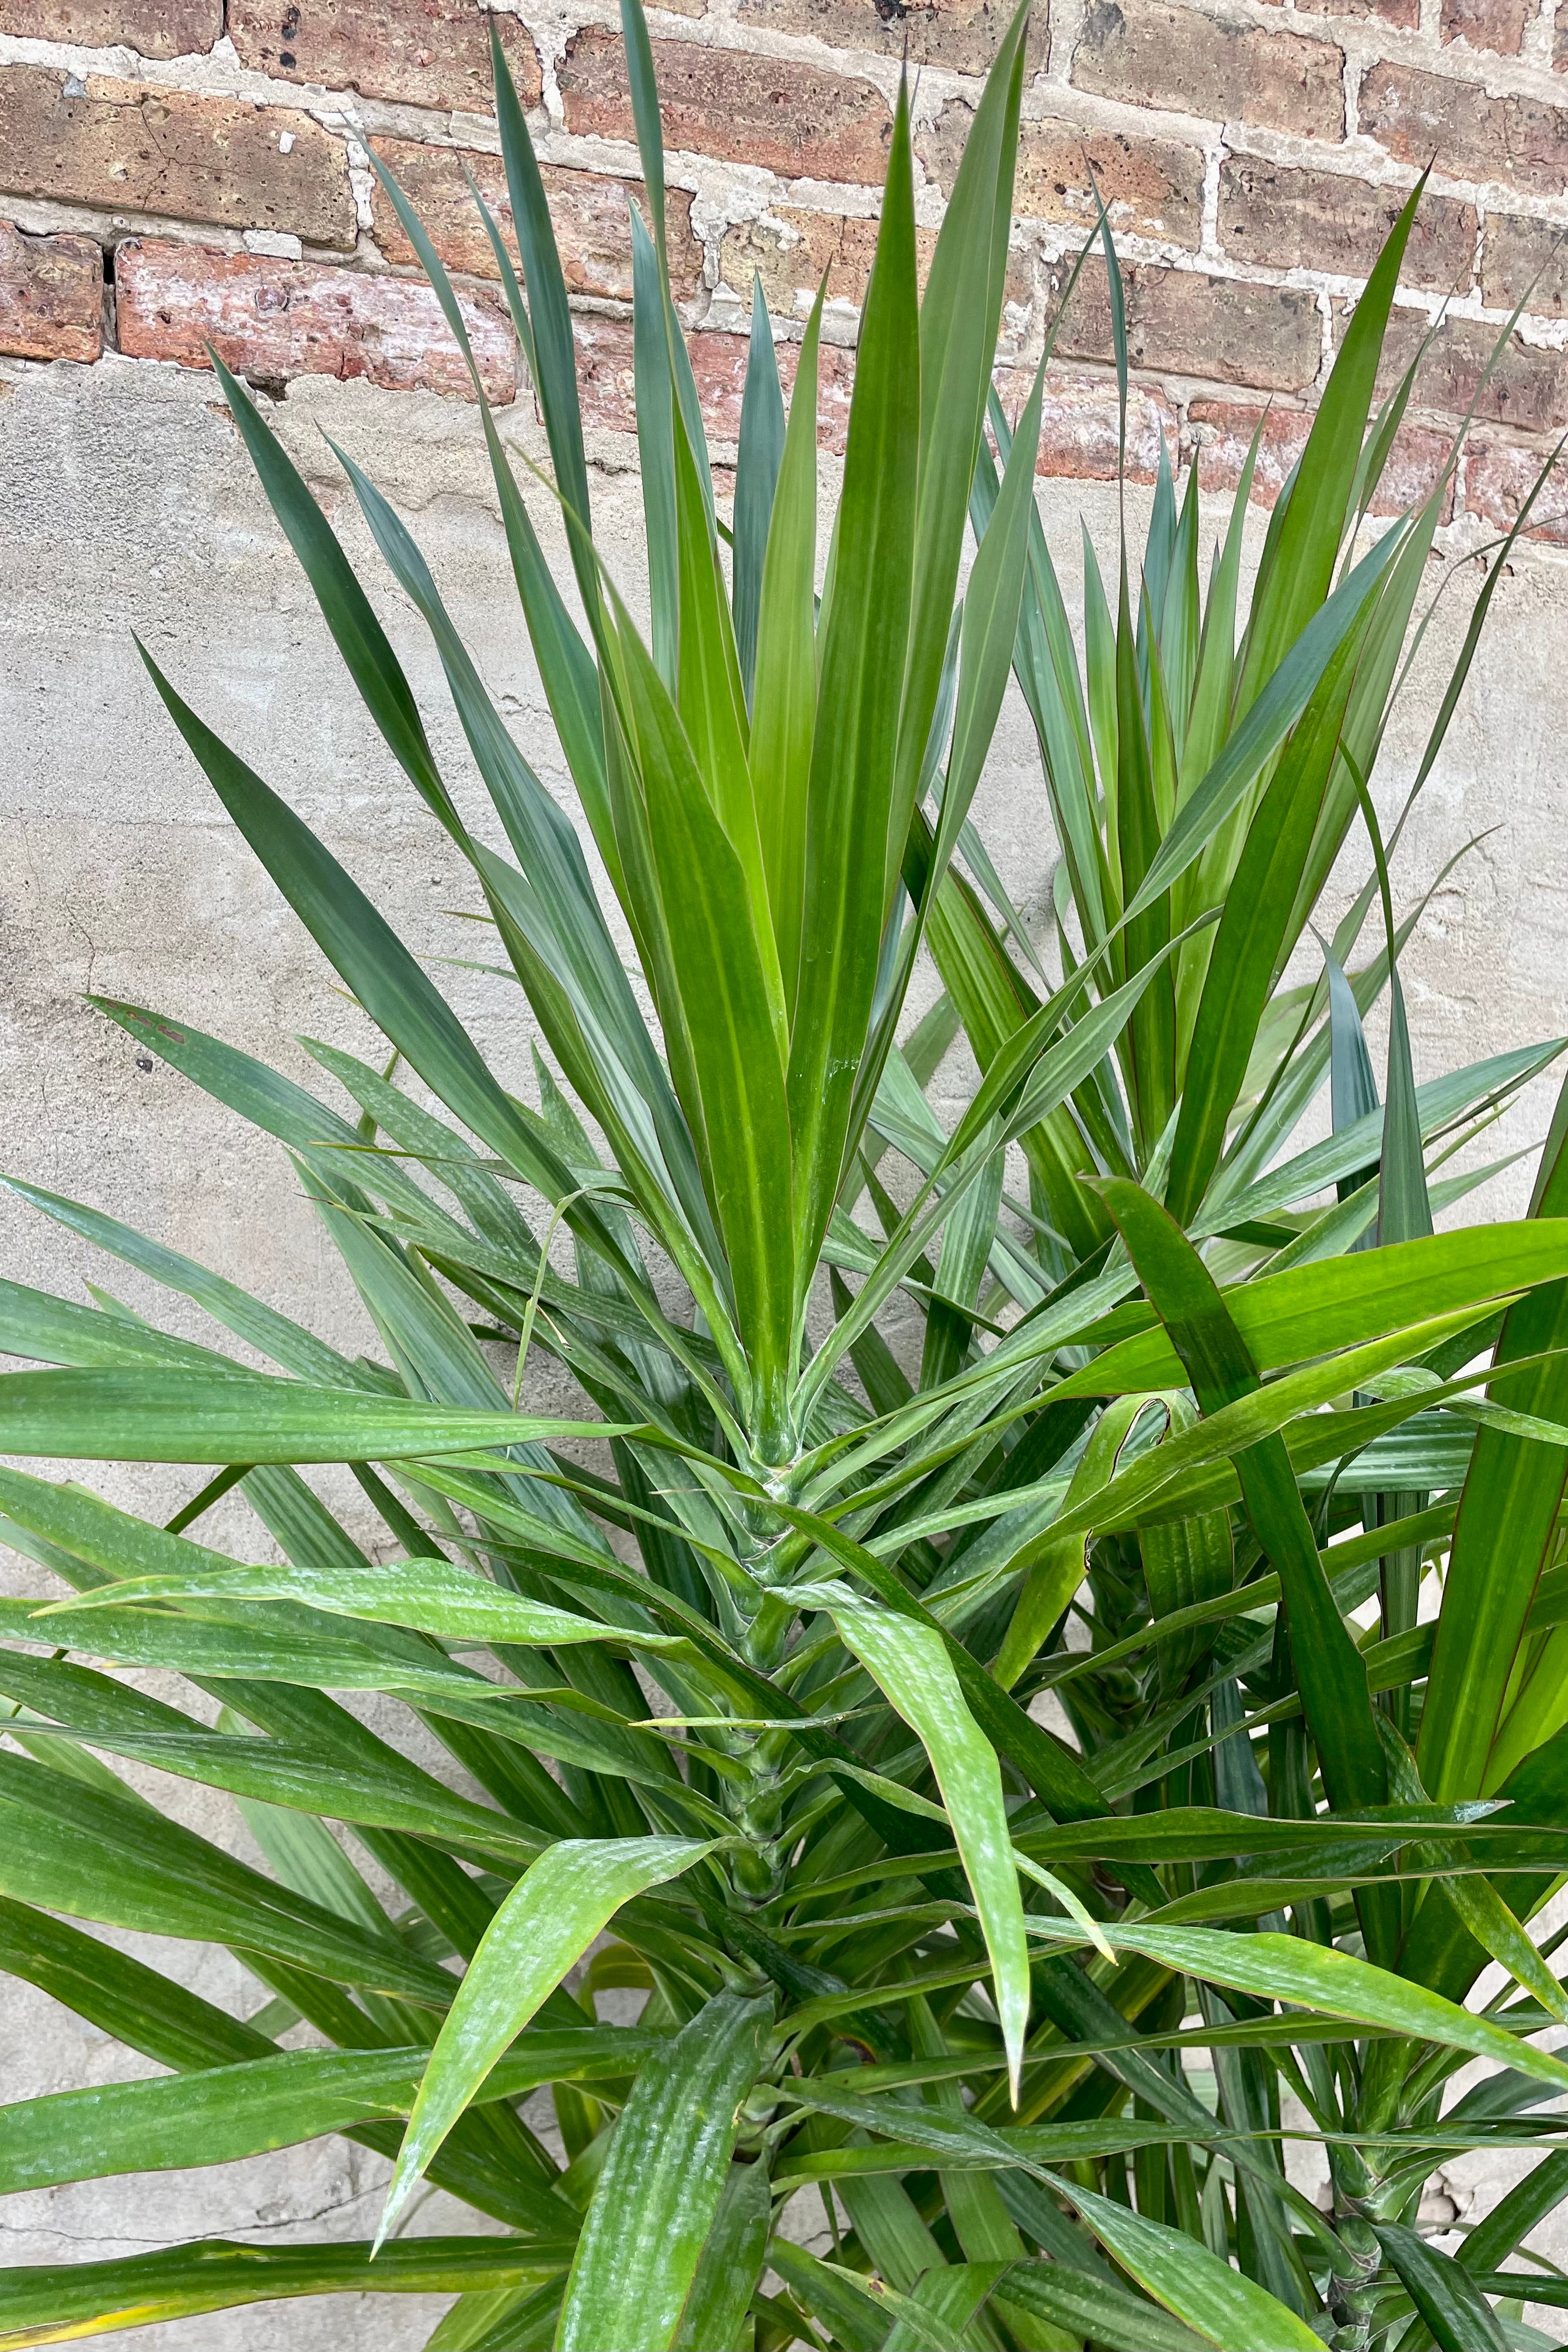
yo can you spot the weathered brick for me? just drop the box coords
[572,315,640,436]
[1441,0,1527,51]
[1217,161,1475,291]
[1360,64,1568,199]
[720,200,1033,319]
[1191,396,1451,514]
[116,238,514,400]
[229,0,541,114]
[0,217,101,360]
[1482,208,1568,315]
[572,312,856,450]
[1372,420,1457,514]
[1296,0,1417,27]
[0,68,355,248]
[1072,0,1344,142]
[1465,433,1568,540]
[995,362,1176,480]
[919,99,1203,248]
[1367,300,1568,431]
[1054,259,1322,392]
[722,207,936,313]
[692,321,856,448]
[1192,399,1309,507]
[0,0,219,56]
[559,29,892,186]
[370,142,702,304]
[734,0,1047,76]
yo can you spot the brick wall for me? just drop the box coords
[3,0,1567,534]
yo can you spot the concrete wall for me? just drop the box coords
[4,341,1568,2342]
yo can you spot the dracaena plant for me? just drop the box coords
[5,4,1568,2348]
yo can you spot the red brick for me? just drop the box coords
[722,207,937,313]
[0,0,219,55]
[1192,399,1309,507]
[719,199,1034,320]
[1296,0,1417,27]
[0,68,355,248]
[572,313,855,450]
[1191,397,1452,514]
[1360,63,1568,200]
[229,0,541,113]
[370,142,702,305]
[1482,208,1568,315]
[692,322,856,448]
[1375,421,1458,515]
[1217,160,1474,291]
[572,315,640,436]
[1071,0,1344,142]
[919,99,1203,248]
[1465,434,1568,539]
[559,29,892,186]
[0,217,100,360]
[1368,301,1568,432]
[115,239,514,401]
[1441,0,1527,51]
[734,0,1047,75]
[1054,259,1322,392]
[995,363,1176,481]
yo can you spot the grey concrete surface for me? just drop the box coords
[3,348,1568,2344]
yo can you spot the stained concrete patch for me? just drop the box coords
[4,351,1568,2344]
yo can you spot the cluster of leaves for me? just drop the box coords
[4,4,1568,2346]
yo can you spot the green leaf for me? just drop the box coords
[0,2036,653,2196]
[556,1988,773,2351]
[205,351,455,834]
[1372,2221,1509,2352]
[380,1837,716,2238]
[1060,1220,1568,1399]
[1206,1036,1565,1238]
[609,593,795,1443]
[357,140,612,859]
[997,2262,1212,2352]
[787,76,919,1284]
[38,1552,692,1665]
[893,0,1028,865]
[0,1176,366,1388]
[135,644,622,1257]
[767,2242,901,2352]
[751,285,824,1012]
[1239,177,1423,703]
[0,1896,272,2076]
[0,1366,618,1464]
[670,2157,772,2351]
[0,1752,456,2006]
[487,19,595,616]
[1076,1921,1568,2094]
[831,1602,1030,2100]
[1421,1075,1568,1800]
[1043,2175,1323,2352]
[1124,523,1409,929]
[631,197,680,691]
[0,1277,232,1375]
[1089,1176,1400,1963]
[0,2238,574,2346]
[940,356,1047,860]
[1116,556,1175,1152]
[1165,618,1372,1225]
[733,284,787,705]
